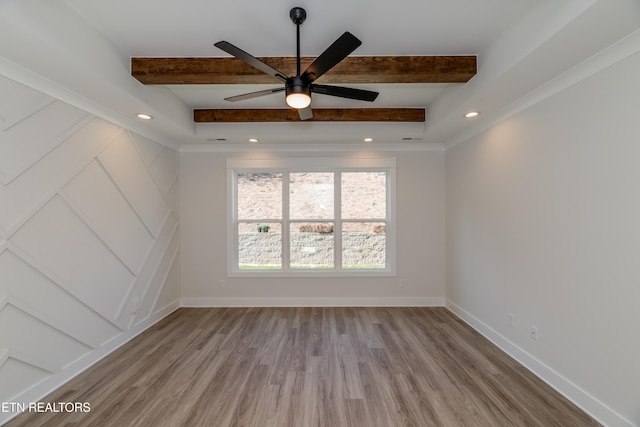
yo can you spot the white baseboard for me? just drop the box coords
[445,300,635,427]
[180,296,444,307]
[0,300,180,426]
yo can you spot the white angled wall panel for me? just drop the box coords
[0,74,180,423]
[149,147,178,198]
[136,226,179,324]
[0,305,91,371]
[0,75,52,132]
[130,132,164,167]
[0,250,120,348]
[0,358,49,403]
[0,100,89,184]
[153,256,181,318]
[10,195,135,323]
[63,160,154,273]
[165,179,180,220]
[0,117,122,236]
[99,132,170,238]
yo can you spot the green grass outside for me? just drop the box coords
[239,264,384,270]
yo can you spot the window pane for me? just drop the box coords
[342,222,386,269]
[238,222,281,269]
[342,172,386,219]
[237,173,282,219]
[290,222,334,269]
[290,172,334,220]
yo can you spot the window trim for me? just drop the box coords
[227,157,396,277]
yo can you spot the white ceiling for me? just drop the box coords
[62,0,535,57]
[1,0,639,148]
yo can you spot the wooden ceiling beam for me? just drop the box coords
[193,108,425,123]
[132,56,476,85]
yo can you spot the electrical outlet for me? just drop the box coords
[219,279,225,287]
[399,279,406,288]
[529,325,538,340]
[507,313,515,327]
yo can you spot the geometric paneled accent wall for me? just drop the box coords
[0,74,180,423]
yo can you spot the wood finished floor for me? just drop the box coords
[6,307,600,427]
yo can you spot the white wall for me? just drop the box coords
[445,41,640,427]
[180,149,445,306]
[0,75,180,424]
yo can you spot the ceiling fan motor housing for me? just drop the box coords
[286,76,310,94]
[285,76,311,108]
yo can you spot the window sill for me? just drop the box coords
[227,269,396,278]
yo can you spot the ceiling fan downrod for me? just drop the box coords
[286,7,310,108]
[290,7,306,76]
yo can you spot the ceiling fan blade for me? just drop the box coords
[302,32,362,83]
[215,41,288,82]
[311,84,379,102]
[298,106,313,120]
[224,87,285,102]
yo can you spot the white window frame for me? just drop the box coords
[227,157,396,277]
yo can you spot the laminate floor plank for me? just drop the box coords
[5,307,601,427]
[393,372,443,426]
[356,361,394,427]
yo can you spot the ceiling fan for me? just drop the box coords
[214,7,379,121]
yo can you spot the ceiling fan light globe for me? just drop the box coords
[286,93,311,109]
[285,77,312,109]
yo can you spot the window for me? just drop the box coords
[228,158,395,276]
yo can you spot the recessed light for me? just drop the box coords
[363,137,374,142]
[136,113,153,120]
[464,111,479,118]
[248,138,259,143]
